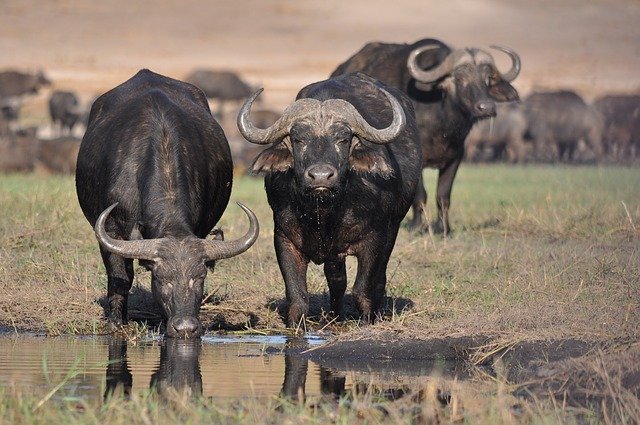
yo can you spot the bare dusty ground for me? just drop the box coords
[1,0,639,114]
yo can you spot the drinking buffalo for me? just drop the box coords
[331,38,520,234]
[238,73,421,326]
[76,69,259,338]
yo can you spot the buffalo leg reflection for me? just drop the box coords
[104,337,132,401]
[280,353,347,402]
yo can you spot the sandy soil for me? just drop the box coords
[1,0,639,114]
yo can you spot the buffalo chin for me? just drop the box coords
[301,186,341,203]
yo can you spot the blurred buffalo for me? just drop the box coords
[0,133,80,174]
[524,91,603,163]
[465,102,528,163]
[0,96,22,137]
[49,90,87,136]
[184,69,257,118]
[0,70,51,97]
[593,94,640,162]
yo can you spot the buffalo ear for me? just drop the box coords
[489,81,519,102]
[349,137,394,178]
[250,141,293,174]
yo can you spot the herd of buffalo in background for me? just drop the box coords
[0,42,638,178]
[1,38,640,336]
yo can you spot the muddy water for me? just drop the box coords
[0,333,470,404]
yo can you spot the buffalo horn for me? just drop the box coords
[324,87,406,144]
[94,203,164,260]
[407,44,459,84]
[490,45,521,82]
[203,202,259,261]
[237,89,316,145]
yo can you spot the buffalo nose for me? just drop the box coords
[474,100,496,117]
[305,164,337,186]
[168,316,202,338]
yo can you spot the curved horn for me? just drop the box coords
[94,203,164,260]
[203,202,259,260]
[237,89,289,145]
[326,87,405,145]
[490,45,521,82]
[407,44,454,84]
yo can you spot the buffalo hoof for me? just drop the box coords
[106,316,127,333]
[405,218,426,233]
[429,220,452,237]
[287,304,309,331]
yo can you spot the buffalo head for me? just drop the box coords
[94,203,259,338]
[407,44,520,119]
[238,86,405,200]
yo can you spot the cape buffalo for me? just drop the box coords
[238,73,421,326]
[331,38,520,235]
[0,96,22,133]
[76,69,259,338]
[49,90,83,135]
[0,70,51,98]
[593,94,640,162]
[465,102,528,163]
[524,91,603,162]
[185,69,255,118]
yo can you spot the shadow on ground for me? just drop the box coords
[266,293,414,326]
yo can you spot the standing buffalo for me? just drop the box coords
[238,73,421,326]
[331,38,520,235]
[465,102,528,163]
[76,69,259,338]
[593,94,640,161]
[0,96,22,132]
[185,69,255,118]
[49,90,83,135]
[0,70,51,98]
[524,91,603,162]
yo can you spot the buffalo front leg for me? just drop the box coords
[407,171,427,231]
[274,233,309,328]
[434,156,462,236]
[100,248,134,328]
[324,260,347,319]
[352,235,394,322]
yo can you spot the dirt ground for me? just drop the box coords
[1,0,640,114]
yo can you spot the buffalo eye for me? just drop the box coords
[336,138,350,145]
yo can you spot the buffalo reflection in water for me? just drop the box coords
[104,337,202,401]
[104,336,444,404]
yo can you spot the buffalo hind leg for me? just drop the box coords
[274,233,309,328]
[407,171,427,232]
[100,248,134,328]
[324,260,347,319]
[434,156,462,236]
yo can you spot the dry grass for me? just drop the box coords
[1,165,639,340]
